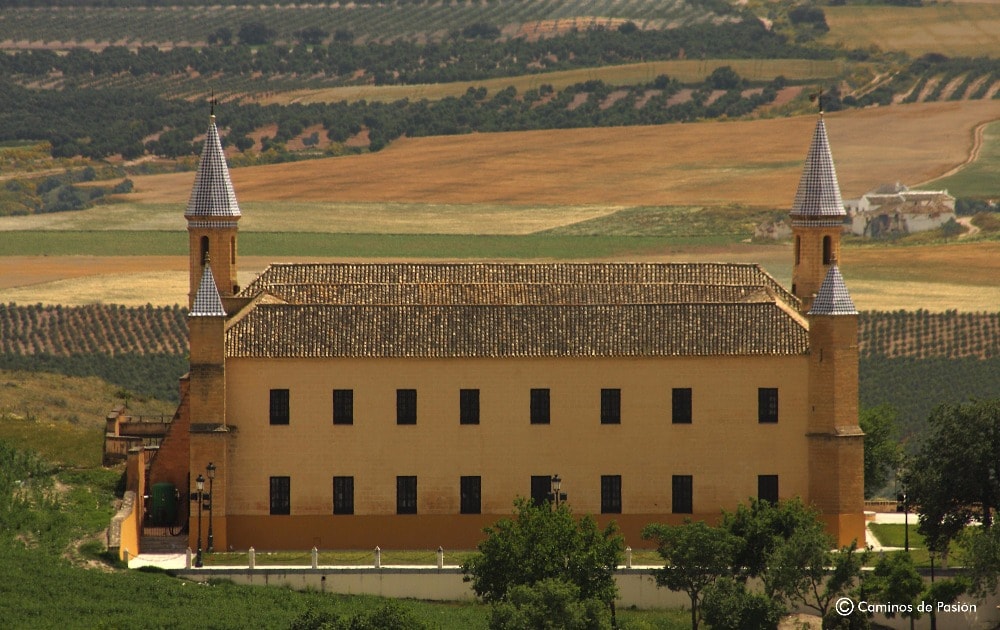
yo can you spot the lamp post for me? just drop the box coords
[193,473,205,568]
[550,474,566,509]
[206,462,216,553]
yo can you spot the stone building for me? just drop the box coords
[844,183,956,238]
[144,113,864,552]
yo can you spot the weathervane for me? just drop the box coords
[210,90,216,117]
[809,87,825,116]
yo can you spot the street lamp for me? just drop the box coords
[550,474,566,509]
[192,473,205,568]
[206,462,216,553]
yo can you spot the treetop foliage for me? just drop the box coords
[908,399,1000,554]
[644,499,867,630]
[462,497,623,622]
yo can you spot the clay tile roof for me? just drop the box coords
[808,265,857,316]
[190,264,226,317]
[790,117,845,219]
[227,262,808,358]
[185,116,241,220]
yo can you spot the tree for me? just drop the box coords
[771,539,867,621]
[909,399,1000,559]
[864,552,923,623]
[701,578,783,630]
[721,498,866,621]
[642,520,736,630]
[859,404,902,498]
[462,498,623,623]
[489,578,611,630]
[238,21,276,46]
[959,524,1000,598]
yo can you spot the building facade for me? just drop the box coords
[148,113,865,552]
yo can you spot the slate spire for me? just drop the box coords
[185,114,241,220]
[191,258,227,318]
[808,264,856,316]
[790,115,845,220]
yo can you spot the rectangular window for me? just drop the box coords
[758,388,779,424]
[333,476,354,515]
[758,475,779,505]
[672,388,692,424]
[672,475,693,514]
[460,389,480,425]
[600,389,621,425]
[333,389,354,425]
[530,475,552,508]
[396,476,417,514]
[269,389,289,425]
[530,388,550,424]
[269,476,290,515]
[460,476,482,514]
[397,389,417,425]
[601,475,622,514]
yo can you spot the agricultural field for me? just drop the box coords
[0,0,728,48]
[263,58,844,106]
[823,2,1000,58]
[2,101,999,310]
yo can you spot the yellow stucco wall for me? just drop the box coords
[219,354,815,548]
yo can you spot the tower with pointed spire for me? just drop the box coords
[793,113,865,546]
[186,111,241,309]
[790,112,845,312]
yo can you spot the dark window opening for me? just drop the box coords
[530,475,551,508]
[396,476,417,514]
[758,388,779,424]
[333,389,354,425]
[601,475,622,514]
[460,476,482,514]
[823,235,833,265]
[460,389,480,425]
[601,388,621,424]
[270,476,290,515]
[759,475,779,505]
[397,389,417,425]
[530,388,550,424]
[672,388,692,424]
[672,475,693,514]
[269,389,289,425]
[333,476,354,515]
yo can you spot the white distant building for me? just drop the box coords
[844,183,956,238]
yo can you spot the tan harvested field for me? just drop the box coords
[3,103,999,311]
[117,101,999,213]
[824,3,1000,57]
[4,243,999,312]
[260,59,845,106]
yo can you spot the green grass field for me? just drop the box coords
[927,121,1000,198]
[0,230,739,258]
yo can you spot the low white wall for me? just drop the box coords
[176,566,1000,628]
[176,566,688,609]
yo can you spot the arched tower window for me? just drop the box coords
[822,235,832,265]
[200,236,210,264]
[230,236,237,265]
[794,236,801,265]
